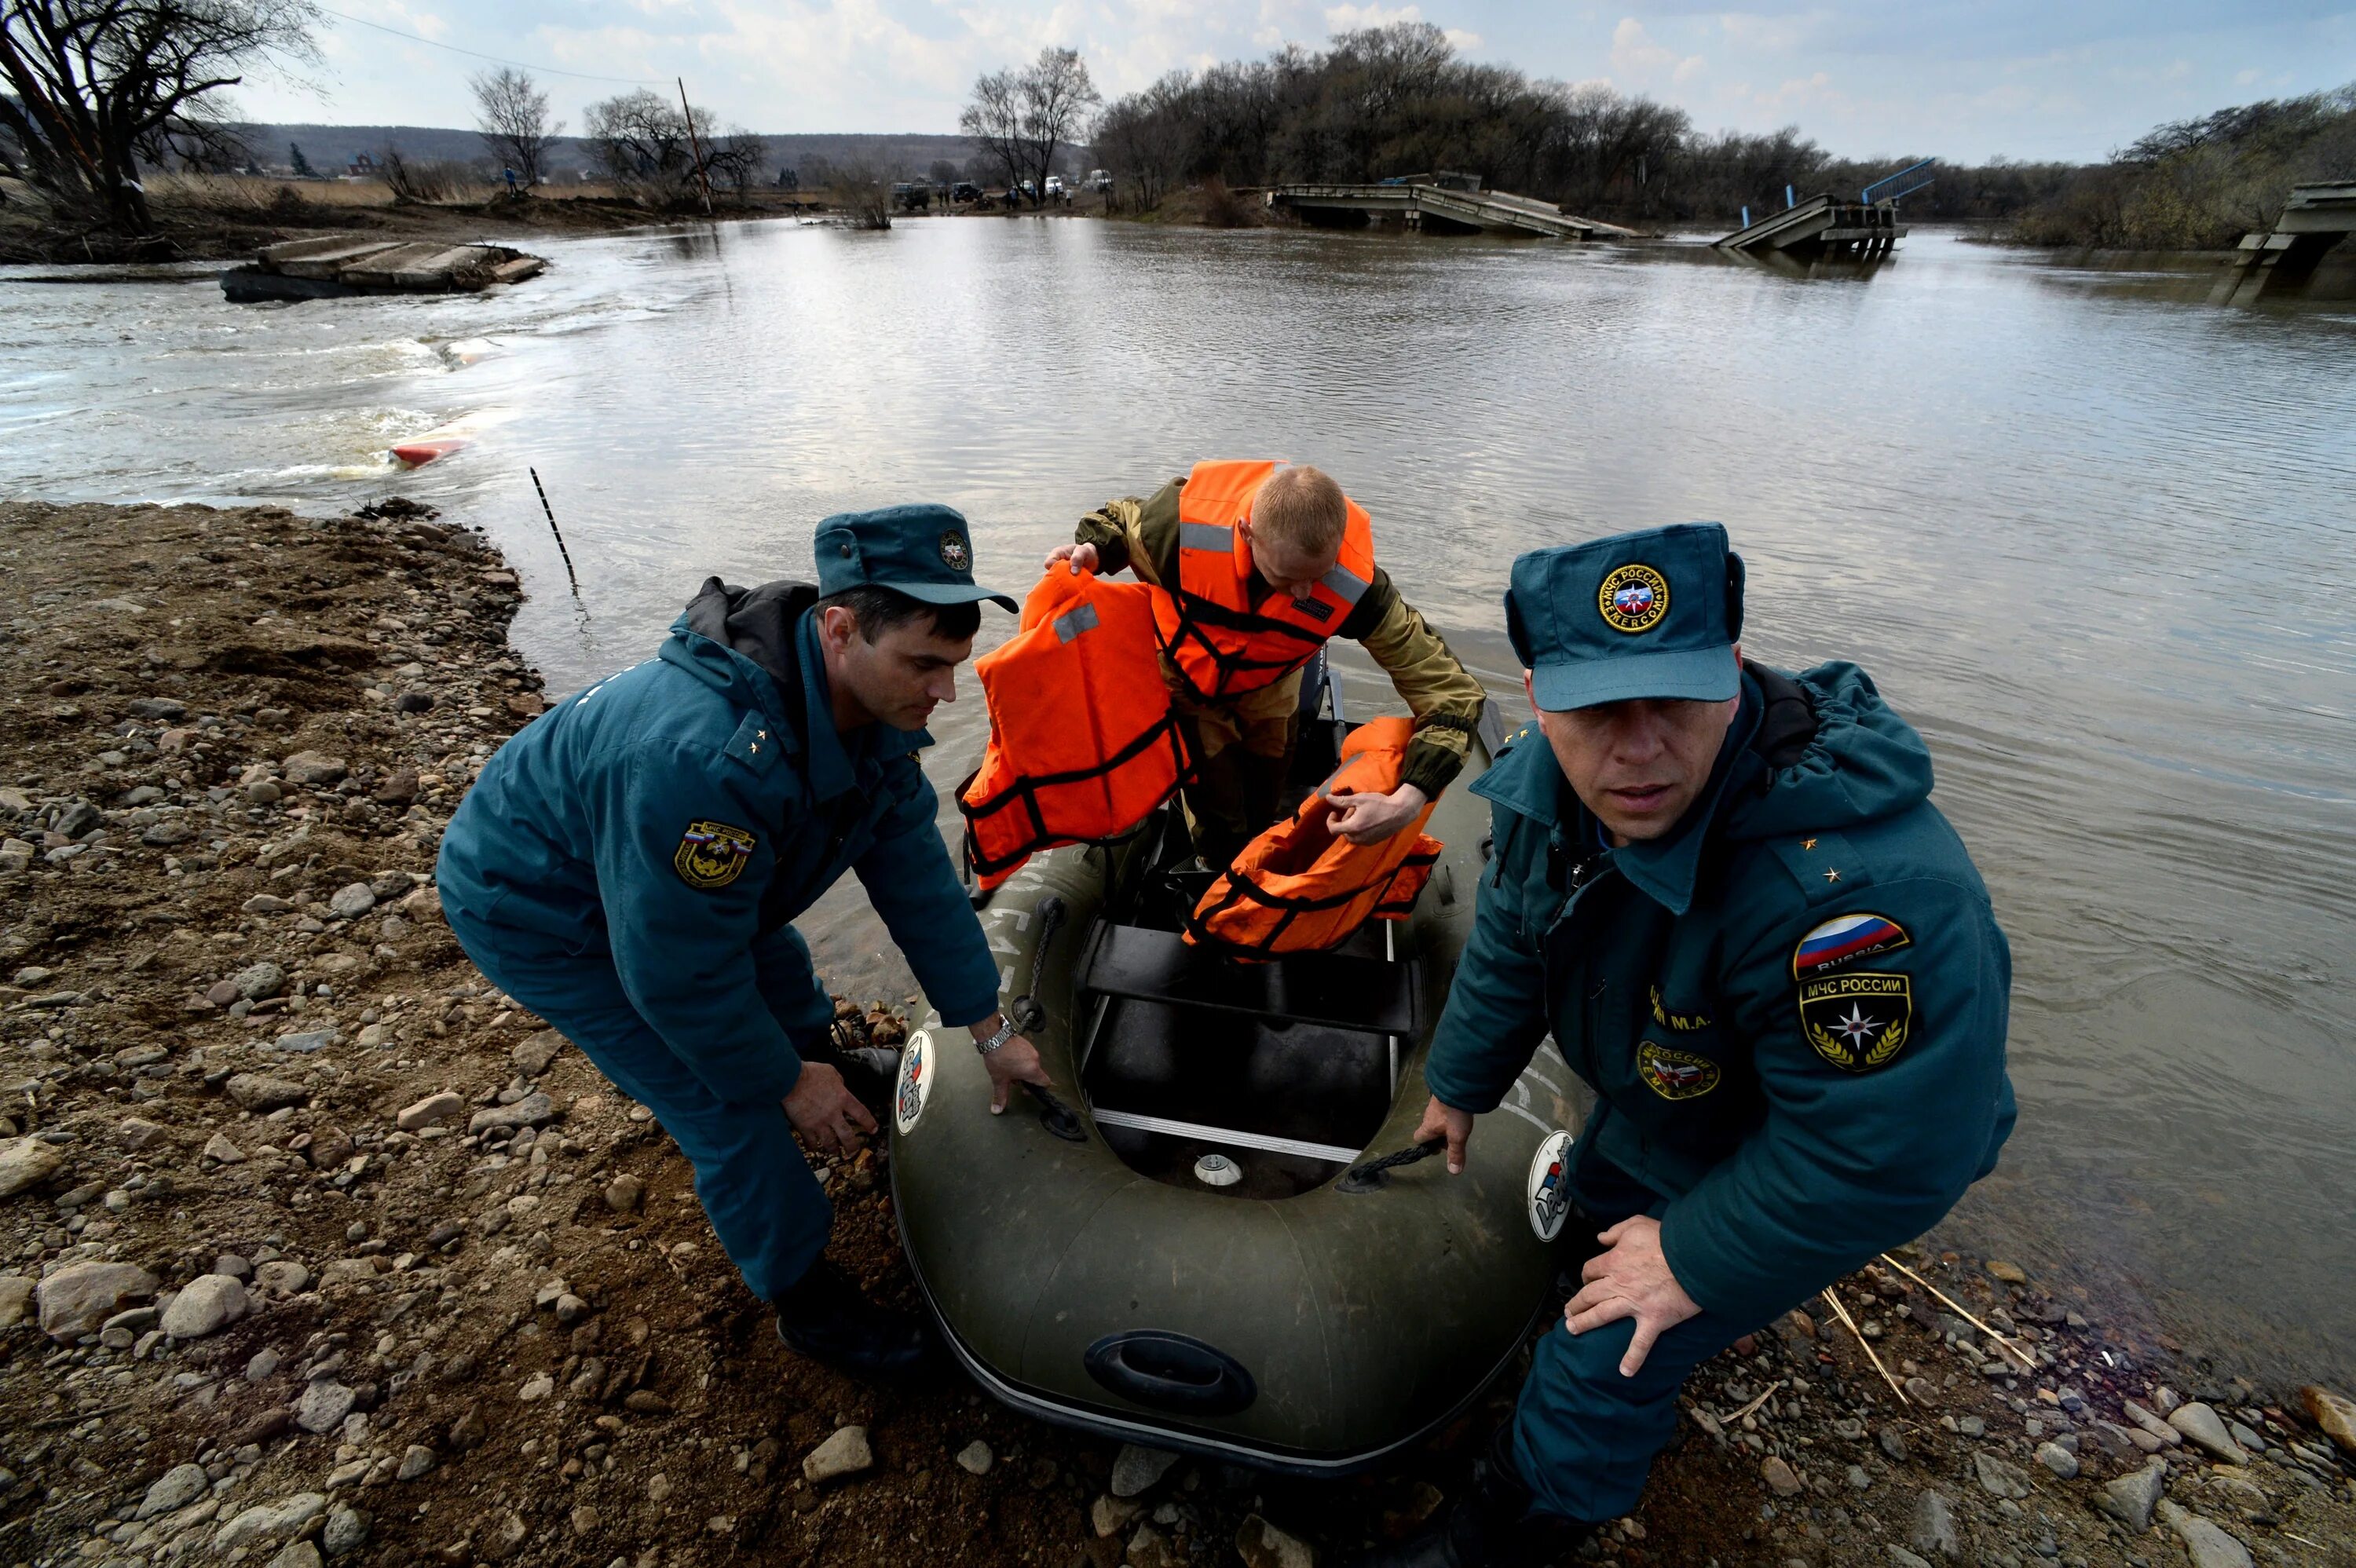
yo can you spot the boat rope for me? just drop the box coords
[1004,897,1086,1142]
[1334,1136,1446,1194]
[1009,896,1065,1036]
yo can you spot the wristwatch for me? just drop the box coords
[973,1018,1021,1056]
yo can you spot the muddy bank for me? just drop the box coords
[0,188,813,265]
[1,499,2351,1567]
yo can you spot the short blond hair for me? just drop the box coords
[1253,465,1349,556]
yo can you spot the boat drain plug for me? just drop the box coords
[1192,1153,1242,1187]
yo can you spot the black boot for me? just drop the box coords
[774,1256,930,1379]
[804,1022,901,1126]
[1351,1427,1597,1568]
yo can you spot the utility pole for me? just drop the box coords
[678,77,715,217]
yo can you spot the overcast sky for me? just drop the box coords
[237,1,2355,163]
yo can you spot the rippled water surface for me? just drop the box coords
[5,220,2354,1379]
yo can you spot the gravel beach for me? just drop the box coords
[2,498,2351,1567]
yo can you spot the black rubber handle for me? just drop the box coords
[1084,1330,1257,1416]
[1023,1081,1087,1144]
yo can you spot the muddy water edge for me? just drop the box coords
[2,497,2354,1566]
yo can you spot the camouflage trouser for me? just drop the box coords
[1167,661,1304,869]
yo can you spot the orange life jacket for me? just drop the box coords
[1185,717,1441,957]
[1150,459,1377,702]
[957,569,1191,891]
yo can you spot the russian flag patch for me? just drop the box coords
[1791,912,1911,978]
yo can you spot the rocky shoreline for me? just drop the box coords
[1,498,2351,1568]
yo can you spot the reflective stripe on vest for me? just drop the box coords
[1151,459,1377,702]
[1185,716,1442,958]
[958,571,1193,890]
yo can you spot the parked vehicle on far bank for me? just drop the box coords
[1044,175,1065,198]
[951,181,983,203]
[1088,169,1112,193]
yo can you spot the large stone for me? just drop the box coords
[954,1440,993,1476]
[2168,1402,2248,1464]
[294,1380,357,1434]
[2124,1399,2183,1446]
[38,1260,158,1341]
[803,1425,872,1484]
[0,1136,64,1199]
[226,1073,307,1111]
[1973,1451,2032,1500]
[159,1273,250,1339]
[1110,1442,1180,1498]
[1761,1455,1803,1497]
[396,1445,436,1481]
[1909,1489,1963,1561]
[115,1117,169,1150]
[2033,1441,2080,1479]
[0,1274,34,1328]
[321,1504,370,1557]
[327,883,376,919]
[137,1462,210,1519]
[255,1252,311,1290]
[396,1091,464,1131]
[203,1132,247,1164]
[2098,1458,2168,1532]
[231,961,287,1000]
[214,1493,327,1552]
[1235,1514,1316,1568]
[469,1091,556,1134]
[2303,1384,2356,1457]
[512,1030,565,1075]
[281,751,347,786]
[1886,1549,1933,1568]
[268,1541,324,1568]
[2157,1500,2253,1568]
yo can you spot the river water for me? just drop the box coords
[4,219,2353,1382]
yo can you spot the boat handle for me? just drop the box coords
[1335,1136,1445,1194]
[1084,1330,1257,1416]
[1022,1081,1087,1143]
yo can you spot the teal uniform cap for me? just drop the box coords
[814,503,1019,612]
[1506,523,1746,711]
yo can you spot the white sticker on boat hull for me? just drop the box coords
[1526,1128,1575,1242]
[894,1029,934,1136]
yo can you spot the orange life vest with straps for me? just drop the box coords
[957,569,1191,891]
[1185,717,1441,958]
[1150,459,1377,702]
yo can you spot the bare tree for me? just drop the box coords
[702,126,765,196]
[960,66,1025,193]
[0,0,320,242]
[583,89,731,207]
[836,156,891,228]
[470,68,560,190]
[960,45,1099,205]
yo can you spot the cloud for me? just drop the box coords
[1319,2,1481,49]
[1609,17,1703,86]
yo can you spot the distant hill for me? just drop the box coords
[227,123,986,183]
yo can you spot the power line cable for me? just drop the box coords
[313,5,669,86]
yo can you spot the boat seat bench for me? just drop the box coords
[1077,924,1416,1036]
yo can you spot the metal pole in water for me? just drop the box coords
[1741,205,1751,228]
[679,78,715,217]
[529,467,583,598]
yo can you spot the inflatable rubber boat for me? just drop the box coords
[891,663,1590,1474]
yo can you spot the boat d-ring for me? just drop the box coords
[1022,1080,1087,1143]
[1084,1329,1257,1416]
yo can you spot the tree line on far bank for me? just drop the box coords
[1088,22,2354,247]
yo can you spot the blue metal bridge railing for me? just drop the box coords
[1861,158,1937,207]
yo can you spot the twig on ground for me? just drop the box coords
[1821,1286,1909,1405]
[1880,1252,2039,1370]
[1725,1379,1784,1424]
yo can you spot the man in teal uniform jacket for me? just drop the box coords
[1364,524,2014,1566]
[437,505,1049,1377]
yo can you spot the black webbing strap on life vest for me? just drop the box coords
[1183,844,1440,959]
[957,710,1194,881]
[1162,591,1328,700]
